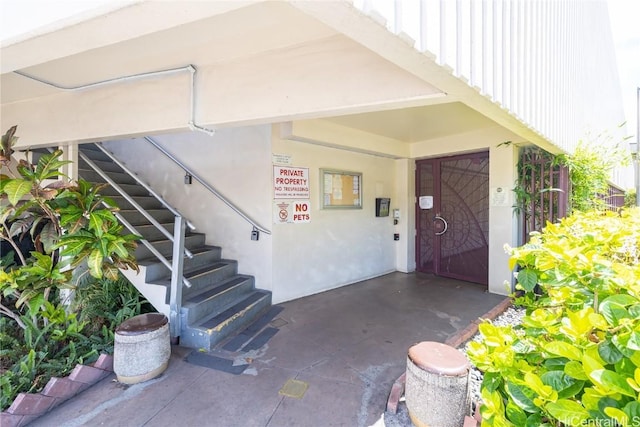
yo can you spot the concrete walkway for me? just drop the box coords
[29,272,506,427]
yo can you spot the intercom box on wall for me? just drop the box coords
[375,198,390,217]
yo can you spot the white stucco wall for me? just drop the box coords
[103,126,273,293]
[272,126,398,303]
[98,121,520,304]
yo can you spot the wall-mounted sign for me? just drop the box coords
[491,187,510,207]
[272,153,292,165]
[274,200,311,224]
[273,166,310,199]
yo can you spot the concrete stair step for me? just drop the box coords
[132,223,173,241]
[155,260,238,297]
[78,167,139,186]
[99,182,152,197]
[180,290,272,351]
[79,144,113,162]
[118,209,176,226]
[108,195,164,210]
[78,157,126,173]
[181,275,255,324]
[134,233,206,260]
[137,246,223,282]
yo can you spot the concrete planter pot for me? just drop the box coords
[0,354,114,427]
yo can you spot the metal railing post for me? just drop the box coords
[169,215,186,344]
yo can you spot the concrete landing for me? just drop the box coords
[29,272,506,427]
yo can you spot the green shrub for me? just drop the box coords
[0,276,151,410]
[0,127,146,411]
[72,274,154,354]
[467,208,640,426]
[557,137,630,213]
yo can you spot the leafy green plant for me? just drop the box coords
[468,208,640,426]
[557,137,630,213]
[0,302,98,410]
[1,126,140,325]
[0,126,146,411]
[72,273,154,354]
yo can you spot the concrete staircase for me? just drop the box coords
[77,143,272,351]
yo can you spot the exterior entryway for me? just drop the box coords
[415,152,490,285]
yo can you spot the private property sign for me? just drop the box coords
[273,166,309,199]
[274,200,311,224]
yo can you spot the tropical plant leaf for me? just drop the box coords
[3,180,33,206]
[38,222,58,254]
[517,269,538,292]
[590,369,636,397]
[546,400,590,426]
[87,250,103,279]
[544,341,582,361]
[505,382,538,412]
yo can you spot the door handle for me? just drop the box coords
[433,215,448,236]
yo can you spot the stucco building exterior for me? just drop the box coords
[1,1,625,311]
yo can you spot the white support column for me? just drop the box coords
[395,158,416,273]
[59,142,78,183]
[488,142,518,296]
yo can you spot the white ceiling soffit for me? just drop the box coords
[324,102,497,143]
[1,2,339,104]
[0,0,517,149]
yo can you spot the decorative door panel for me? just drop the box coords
[416,152,489,285]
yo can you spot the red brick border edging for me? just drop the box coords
[0,354,114,427]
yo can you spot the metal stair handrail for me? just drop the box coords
[143,136,272,235]
[78,149,194,259]
[77,150,192,292]
[91,143,196,232]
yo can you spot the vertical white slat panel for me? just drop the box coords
[523,0,530,125]
[538,2,553,136]
[561,0,569,145]
[470,0,476,86]
[440,0,447,65]
[517,0,524,118]
[482,0,488,94]
[362,0,374,14]
[536,0,544,134]
[509,0,517,113]
[531,0,538,133]
[394,0,402,34]
[551,0,560,143]
[420,0,428,52]
[502,0,509,108]
[455,0,462,75]
[492,0,499,101]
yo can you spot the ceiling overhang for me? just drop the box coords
[1,0,553,153]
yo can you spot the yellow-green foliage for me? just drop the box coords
[468,209,640,426]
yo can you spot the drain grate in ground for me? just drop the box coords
[279,379,309,399]
[270,318,288,328]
